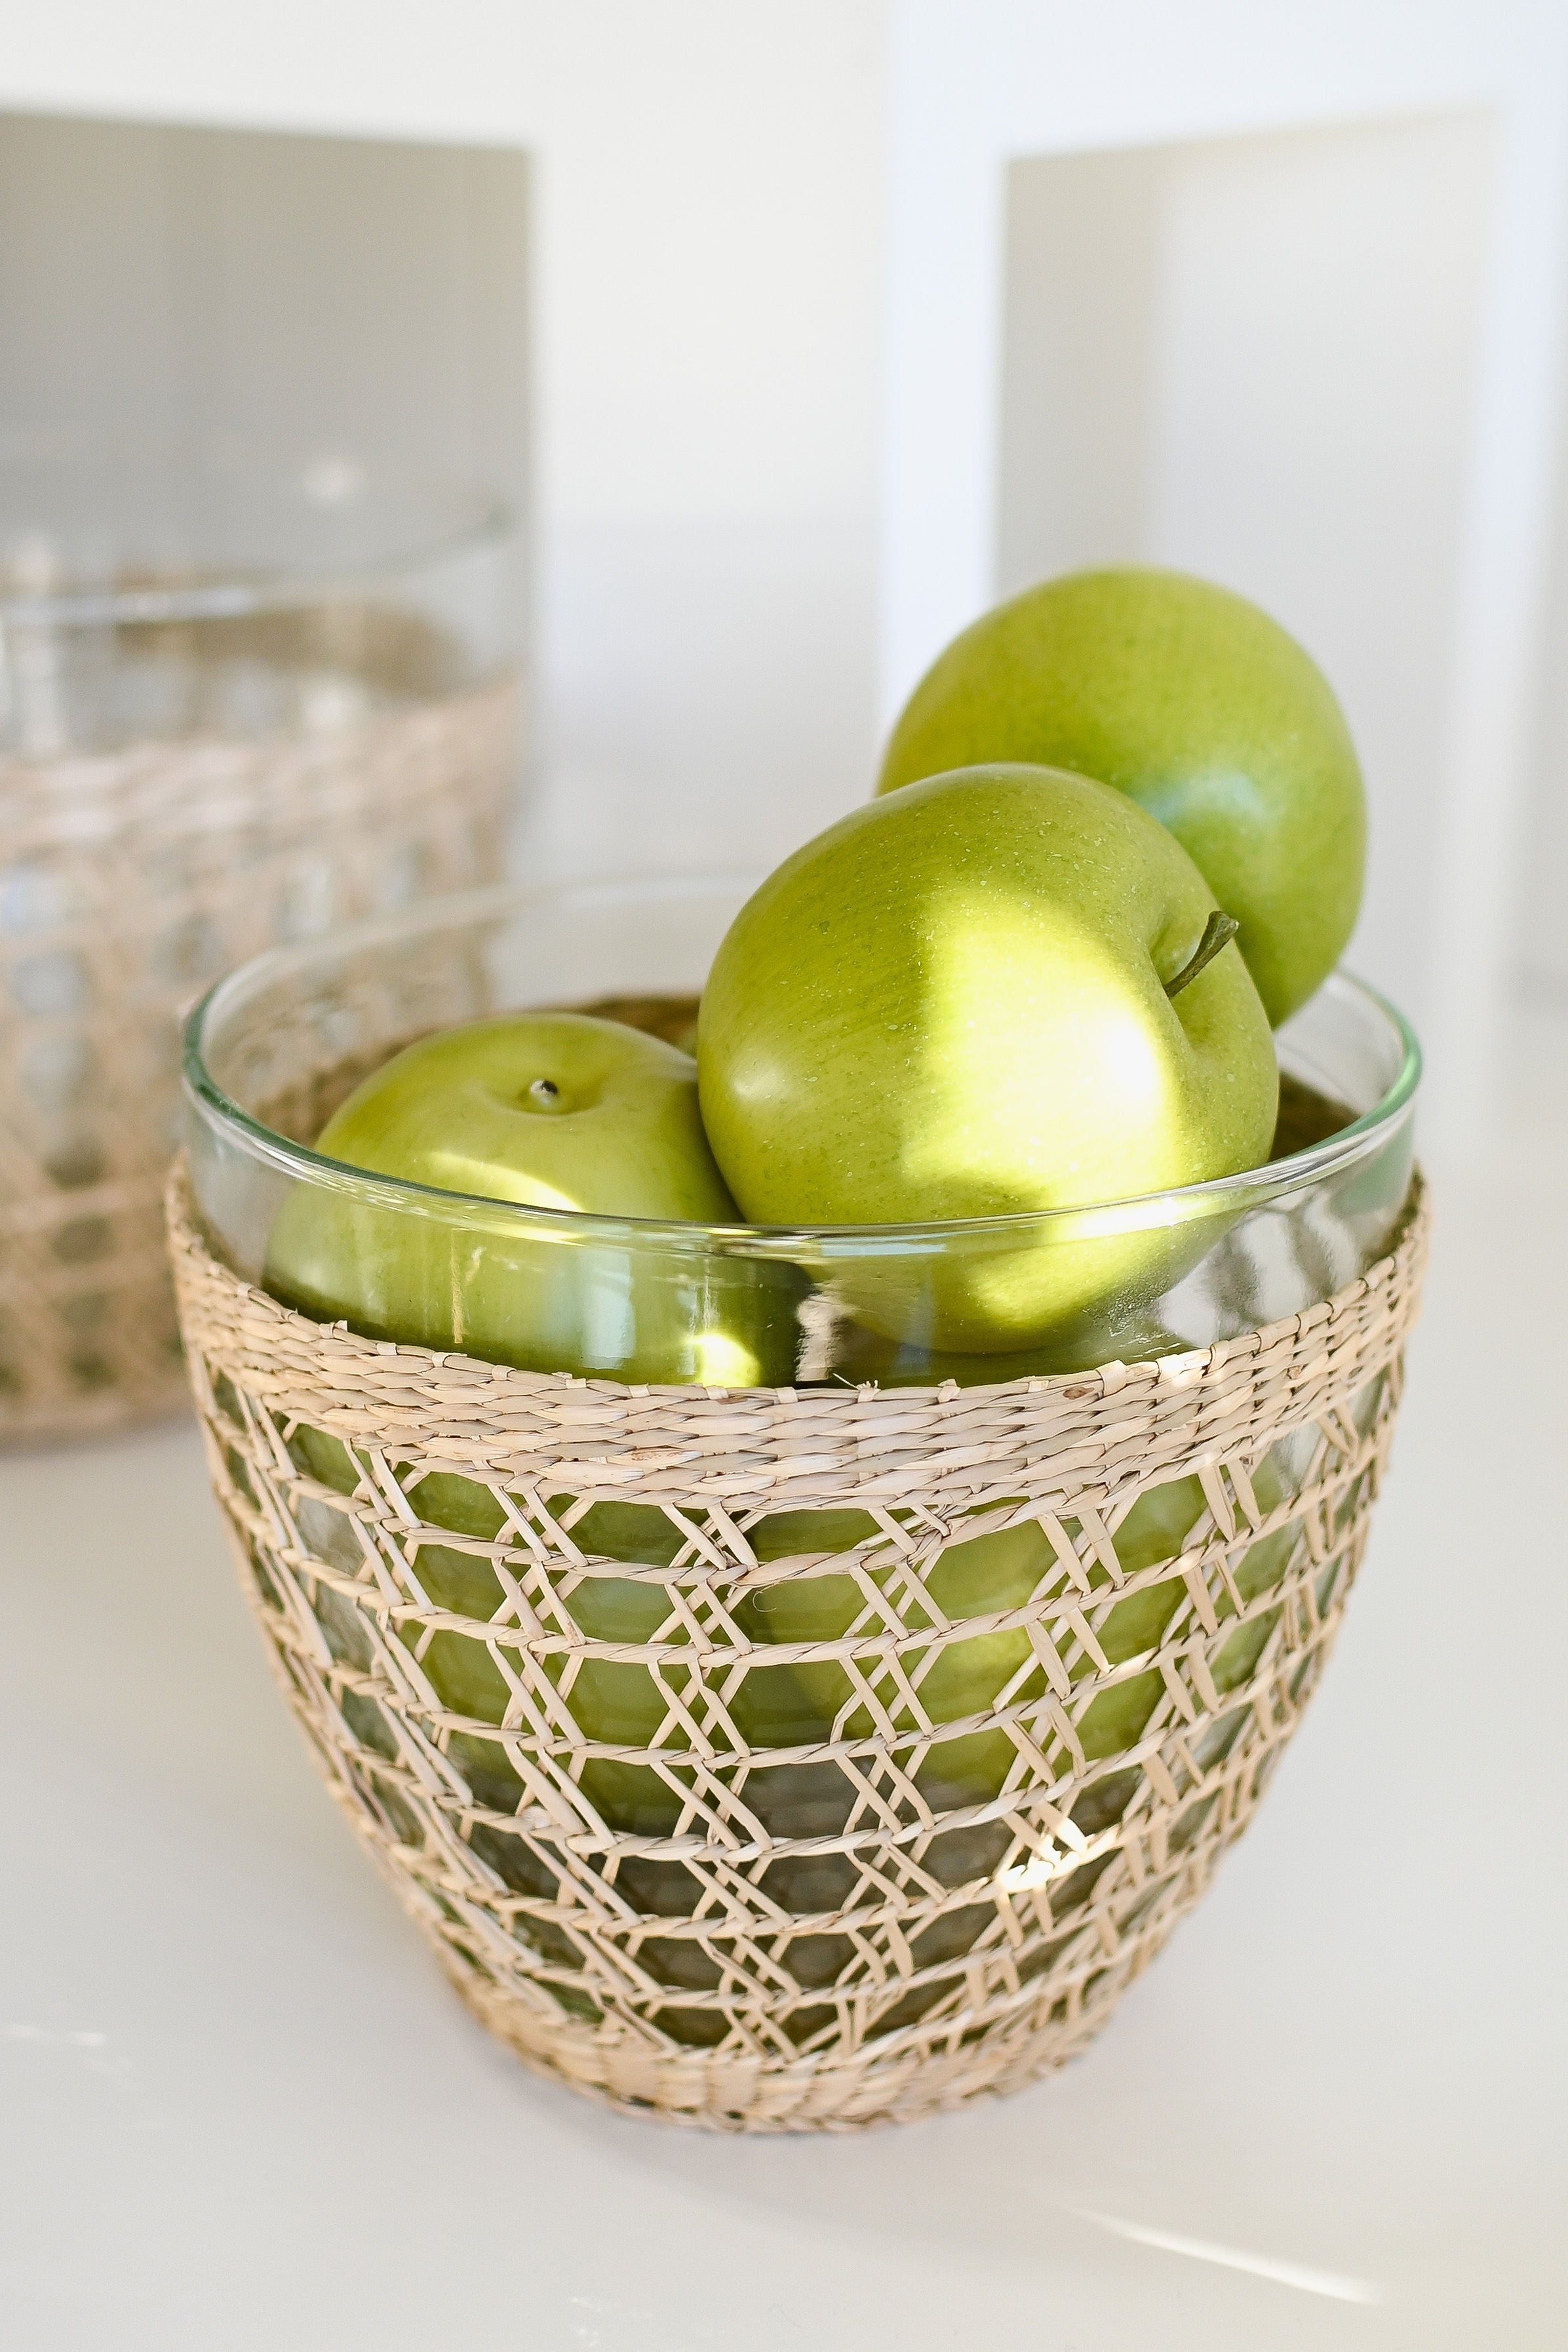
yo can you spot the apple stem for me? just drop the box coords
[1165,910,1240,999]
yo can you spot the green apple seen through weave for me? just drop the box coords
[290,1427,1305,1838]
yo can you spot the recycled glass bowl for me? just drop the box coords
[170,874,1427,2129]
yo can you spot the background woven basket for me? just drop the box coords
[1,612,517,1446]
[168,1158,1428,2132]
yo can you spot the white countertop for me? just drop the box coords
[3,1151,1563,2352]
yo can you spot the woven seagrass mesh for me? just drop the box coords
[168,1160,1428,2133]
[1,612,517,1446]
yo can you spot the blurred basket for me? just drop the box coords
[1,611,517,1445]
[167,1159,1428,2132]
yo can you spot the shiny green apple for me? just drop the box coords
[876,567,1365,1025]
[697,763,1278,1352]
[265,1010,798,1385]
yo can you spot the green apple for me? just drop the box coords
[293,1418,1299,1871]
[265,1011,799,1386]
[876,567,1365,1025]
[911,1461,1299,1818]
[267,1013,799,1841]
[815,1291,1198,1386]
[283,1427,699,1833]
[697,763,1278,1352]
[734,1466,1299,1812]
[688,1460,1300,1847]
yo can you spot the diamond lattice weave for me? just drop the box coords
[168,1163,1428,2132]
[1,643,517,1447]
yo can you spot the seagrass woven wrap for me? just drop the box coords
[169,1164,1428,2132]
[1,623,517,1446]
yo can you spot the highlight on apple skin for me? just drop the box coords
[697,761,1279,1354]
[264,1011,799,1387]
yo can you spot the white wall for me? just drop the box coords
[0,1,890,890]
[1521,379,1568,1000]
[0,115,529,500]
[999,114,1499,1038]
[0,111,530,638]
[884,0,1568,1155]
[522,6,887,885]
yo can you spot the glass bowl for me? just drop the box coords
[0,431,516,756]
[174,873,1429,2113]
[183,876,1421,1390]
[0,437,520,1444]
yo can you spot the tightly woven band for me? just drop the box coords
[2,655,517,1446]
[169,1164,1428,2131]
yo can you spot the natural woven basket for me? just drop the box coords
[169,1163,1428,2132]
[1,625,517,1447]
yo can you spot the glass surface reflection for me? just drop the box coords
[184,876,1420,1390]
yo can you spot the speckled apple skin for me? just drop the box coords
[876,568,1365,1026]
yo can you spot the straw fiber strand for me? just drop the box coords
[168,1163,1428,2132]
[2,653,517,1444]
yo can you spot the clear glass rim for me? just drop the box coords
[0,427,513,629]
[183,874,1422,1255]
